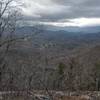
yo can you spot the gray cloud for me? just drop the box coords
[53,0,100,18]
[20,0,100,26]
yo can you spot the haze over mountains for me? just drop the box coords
[44,25,100,33]
[16,25,100,35]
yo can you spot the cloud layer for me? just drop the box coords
[20,0,100,27]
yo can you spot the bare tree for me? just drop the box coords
[0,0,22,90]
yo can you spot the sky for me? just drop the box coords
[20,0,100,27]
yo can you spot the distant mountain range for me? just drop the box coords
[45,25,100,33]
[15,25,100,36]
[14,26,100,51]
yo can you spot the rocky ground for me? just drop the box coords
[0,91,100,100]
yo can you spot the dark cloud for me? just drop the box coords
[21,0,100,26]
[52,0,100,19]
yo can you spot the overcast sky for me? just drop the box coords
[20,0,100,27]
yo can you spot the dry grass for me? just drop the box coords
[54,95,90,100]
